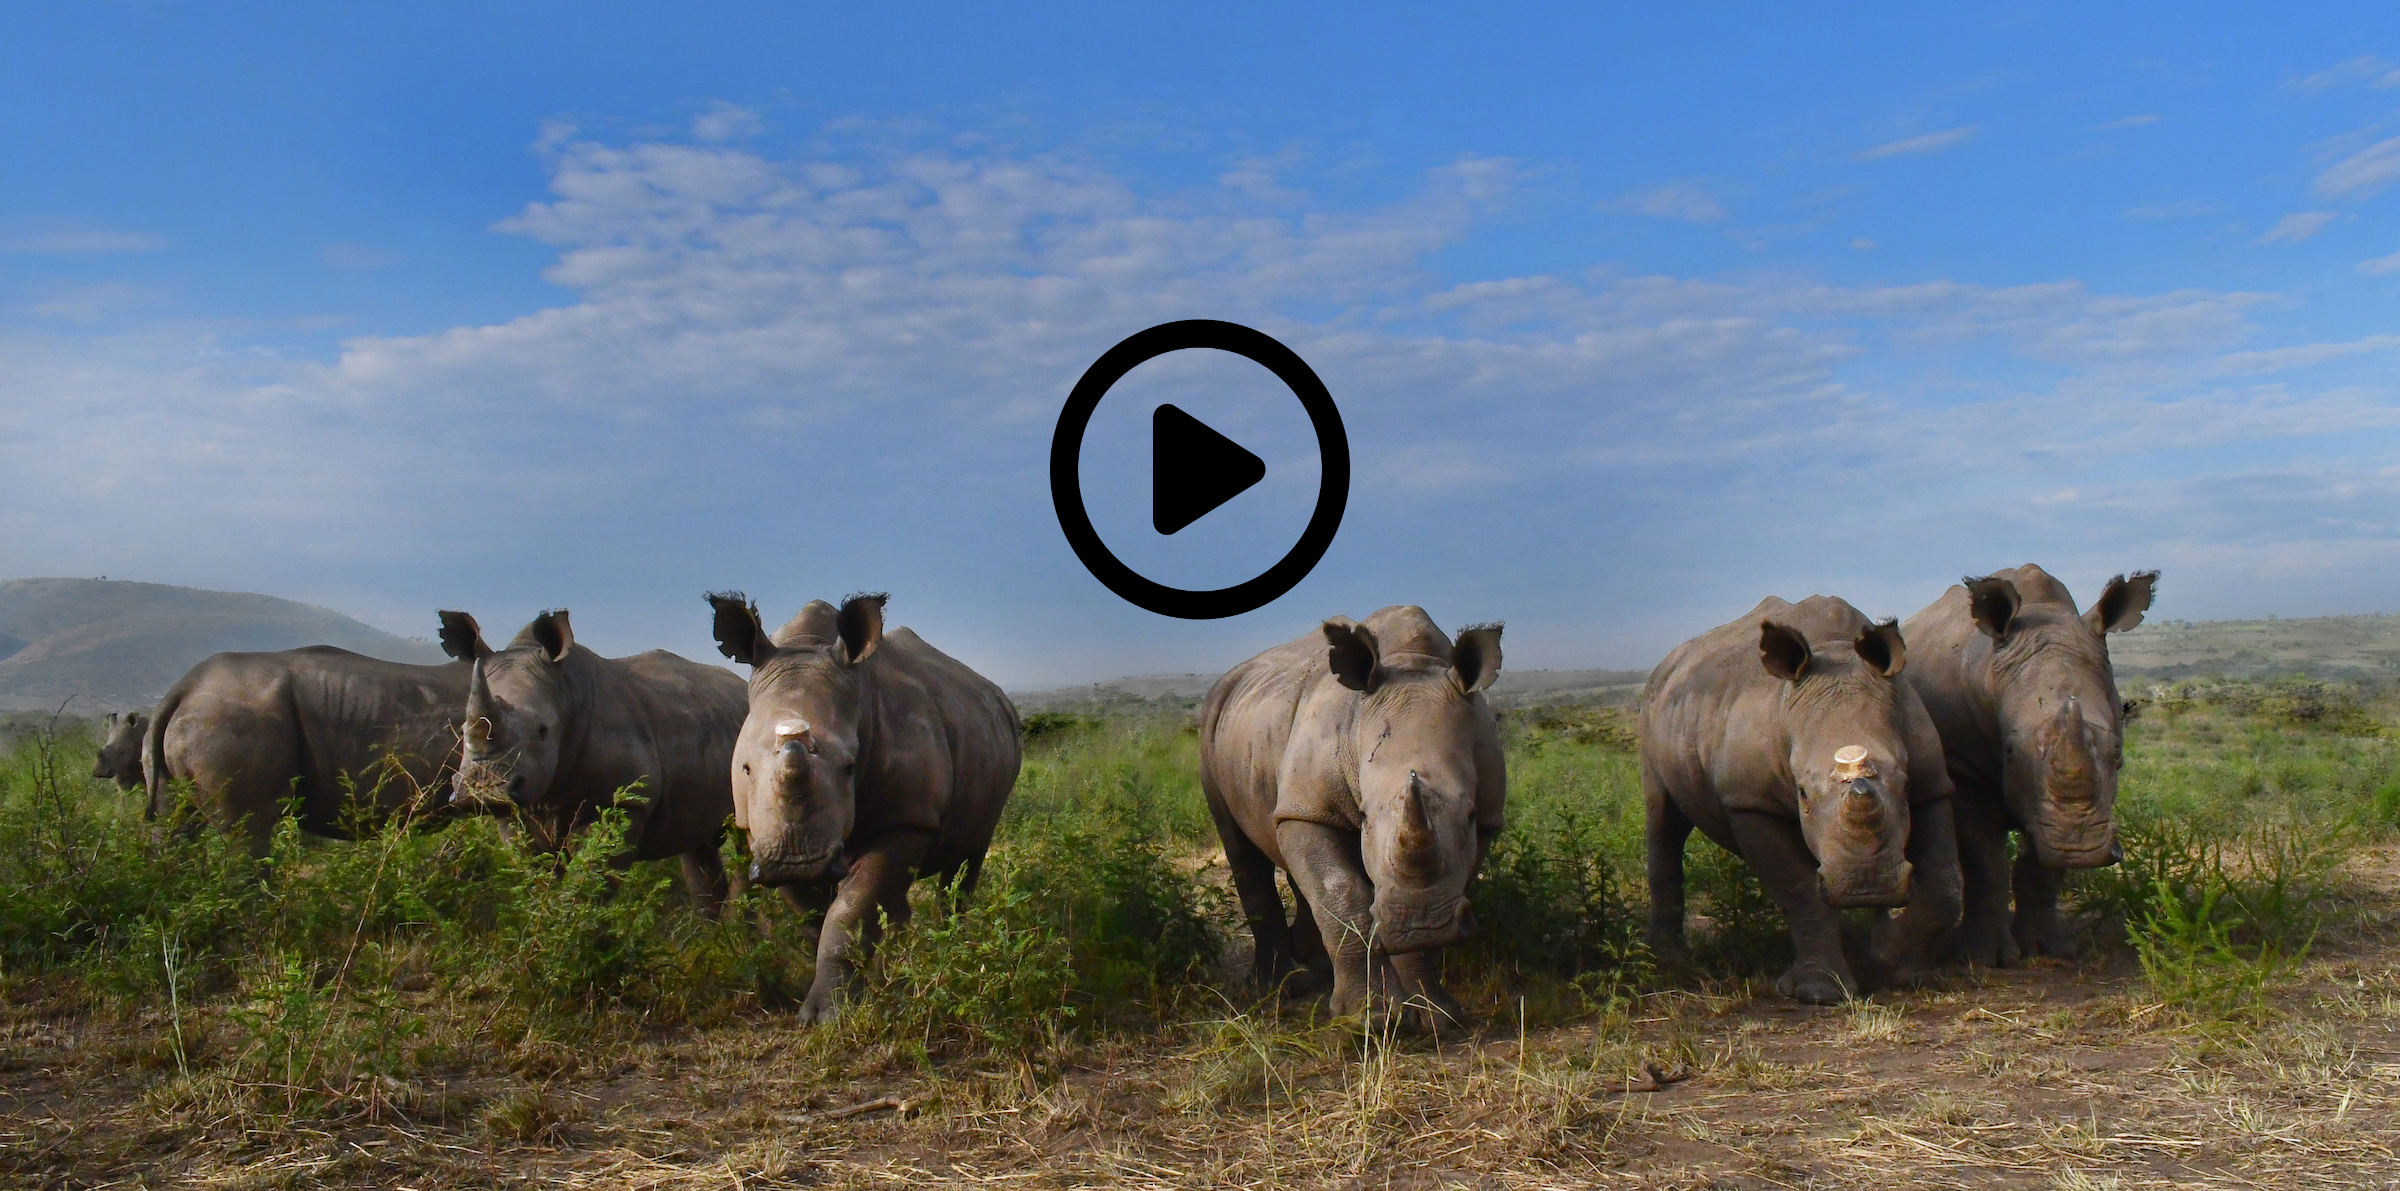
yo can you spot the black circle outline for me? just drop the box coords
[1050,320,1349,620]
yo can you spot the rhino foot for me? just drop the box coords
[2013,916,2083,960]
[799,981,847,1026]
[1775,963,1856,1005]
[1949,916,2021,969]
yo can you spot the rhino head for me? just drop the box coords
[1965,569,2154,868]
[439,609,577,838]
[708,591,887,888]
[92,711,147,790]
[1324,610,1502,956]
[1760,616,1917,908]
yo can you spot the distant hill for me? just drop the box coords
[2110,613,2400,683]
[1011,614,2400,713]
[0,579,448,712]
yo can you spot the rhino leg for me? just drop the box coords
[1380,949,1464,1032]
[1728,810,1858,1004]
[679,843,732,922]
[1871,796,1964,985]
[801,831,930,1026]
[1214,800,1299,992]
[1948,790,2021,968]
[2009,847,2081,959]
[1276,819,1378,1018]
[1644,772,1695,957]
[1286,880,1334,992]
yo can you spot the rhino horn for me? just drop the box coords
[2047,695,2095,800]
[465,658,494,741]
[1400,770,1434,844]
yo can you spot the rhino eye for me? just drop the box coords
[741,763,751,775]
[535,724,549,740]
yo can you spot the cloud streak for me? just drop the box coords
[1854,126,1978,161]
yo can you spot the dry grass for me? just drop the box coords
[15,860,2400,1189]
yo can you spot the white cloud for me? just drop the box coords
[1854,126,1978,161]
[2254,211,2337,245]
[2125,200,2219,219]
[2091,115,2162,131]
[2358,249,2400,275]
[2289,56,2400,92]
[6,130,2397,679]
[1605,182,1727,222]
[690,101,765,143]
[2314,136,2400,201]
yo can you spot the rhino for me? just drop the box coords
[1902,565,2155,965]
[143,647,471,854]
[92,711,148,791]
[1198,606,1504,1027]
[440,609,747,916]
[1641,596,1961,1003]
[706,592,1022,1024]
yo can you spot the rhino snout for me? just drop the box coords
[1371,897,1475,954]
[750,841,850,887]
[1819,859,1912,909]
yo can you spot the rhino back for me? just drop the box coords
[156,648,470,834]
[859,627,1022,871]
[579,650,748,861]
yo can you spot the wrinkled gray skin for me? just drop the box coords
[92,711,148,791]
[1902,565,2155,966]
[442,610,746,918]
[1198,606,1505,1029]
[708,592,1022,1025]
[144,647,471,855]
[1641,596,1962,1004]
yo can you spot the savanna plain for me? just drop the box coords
[6,663,2400,1189]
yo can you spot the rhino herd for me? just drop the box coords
[88,562,2152,1023]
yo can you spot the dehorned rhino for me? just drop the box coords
[1901,565,2155,965]
[92,710,148,791]
[441,609,747,917]
[1641,595,1961,1003]
[706,592,1022,1025]
[144,646,471,854]
[1197,606,1504,1028]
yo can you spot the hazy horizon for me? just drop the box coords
[6,6,2397,687]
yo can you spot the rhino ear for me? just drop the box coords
[836,592,887,664]
[2085,570,2157,635]
[105,712,118,728]
[1964,575,2020,643]
[531,610,573,663]
[1324,616,1381,692]
[1452,622,1503,695]
[707,591,772,667]
[1759,620,1811,682]
[1855,618,1906,678]
[438,610,493,661]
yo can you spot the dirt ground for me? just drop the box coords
[10,864,2400,1190]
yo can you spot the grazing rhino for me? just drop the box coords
[92,711,148,791]
[144,647,471,854]
[1198,606,1504,1027]
[1902,565,2155,966]
[441,609,746,916]
[1641,596,1961,1004]
[706,592,1022,1024]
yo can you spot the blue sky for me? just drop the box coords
[4,3,2397,685]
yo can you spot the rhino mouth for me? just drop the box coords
[2029,829,2122,869]
[1370,898,1477,954]
[750,844,851,887]
[1818,860,1913,909]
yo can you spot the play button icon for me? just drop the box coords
[1153,404,1266,535]
[1051,320,1350,620]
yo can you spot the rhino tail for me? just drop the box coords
[143,683,185,823]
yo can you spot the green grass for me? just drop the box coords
[2,675,2392,1126]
